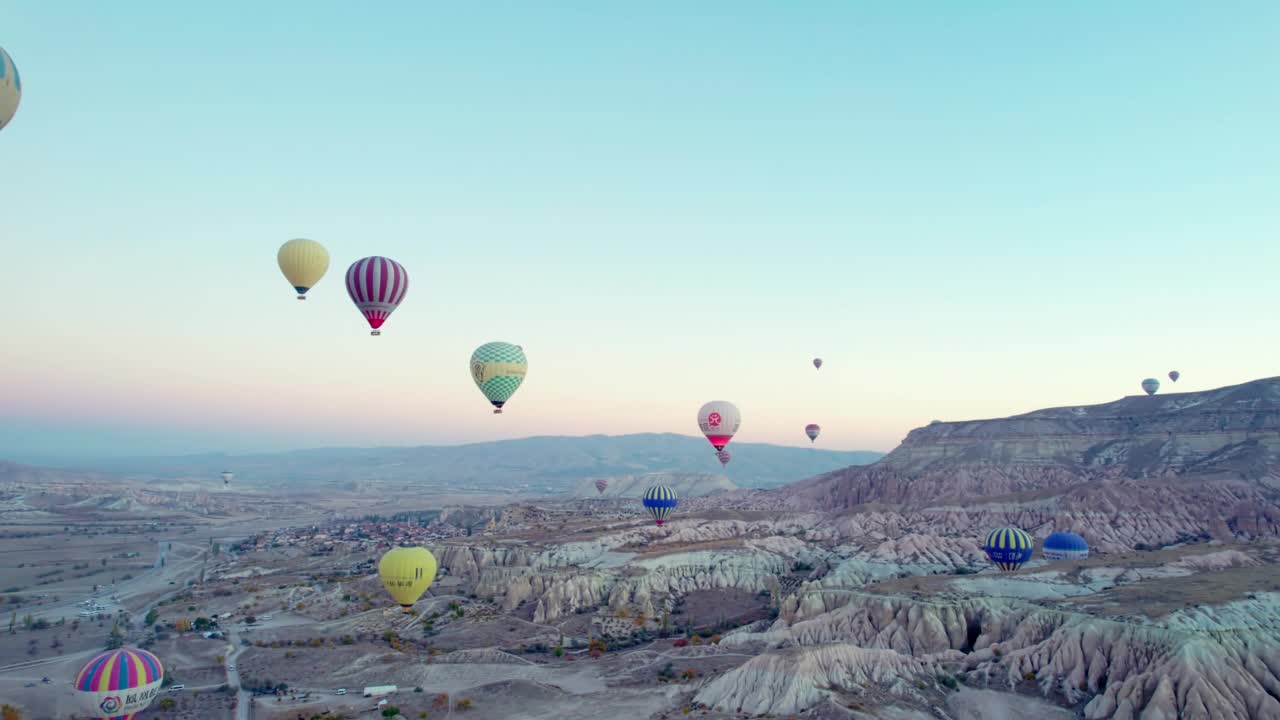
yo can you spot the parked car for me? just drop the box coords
[334,688,347,696]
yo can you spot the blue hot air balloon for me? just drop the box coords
[983,527,1035,571]
[1042,531,1089,561]
[642,485,679,526]
[1141,378,1160,395]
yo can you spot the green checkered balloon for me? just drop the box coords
[469,342,528,413]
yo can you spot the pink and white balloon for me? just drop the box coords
[715,450,731,467]
[346,256,408,336]
[805,424,821,443]
[697,401,741,452]
[594,478,608,495]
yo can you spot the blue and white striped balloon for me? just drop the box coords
[642,485,678,526]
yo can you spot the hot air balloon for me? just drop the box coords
[1169,370,1180,382]
[642,485,678,526]
[983,527,1035,572]
[75,647,164,720]
[805,424,821,443]
[1141,378,1160,395]
[697,401,741,451]
[813,358,823,370]
[0,47,19,132]
[470,342,528,413]
[716,450,731,467]
[594,479,609,495]
[1042,531,1089,561]
[346,256,408,336]
[378,546,437,614]
[277,239,330,300]
[220,471,234,486]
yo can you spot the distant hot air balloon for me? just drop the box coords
[277,239,330,300]
[1168,370,1180,382]
[805,424,821,443]
[642,485,678,526]
[470,342,528,414]
[378,546,437,614]
[220,471,234,486]
[346,256,408,336]
[75,647,164,720]
[813,358,823,370]
[1042,531,1089,561]
[716,450,731,467]
[697,401,741,452]
[983,527,1035,572]
[0,46,20,132]
[1141,378,1160,395]
[595,479,609,495]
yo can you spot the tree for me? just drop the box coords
[456,698,473,710]
[105,621,124,650]
[2,703,22,720]
[174,619,192,632]
[145,609,159,626]
[157,697,176,711]
[381,708,400,718]
[101,558,108,567]
[432,693,450,710]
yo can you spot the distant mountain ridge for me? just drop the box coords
[30,433,883,492]
[764,377,1280,525]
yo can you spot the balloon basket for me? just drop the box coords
[493,409,503,414]
[371,330,381,336]
[296,295,306,300]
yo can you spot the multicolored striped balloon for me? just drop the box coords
[813,358,822,370]
[75,647,164,720]
[983,527,1035,572]
[642,484,678,526]
[805,423,821,443]
[594,478,609,495]
[470,342,528,413]
[715,449,731,467]
[0,47,21,132]
[345,256,408,336]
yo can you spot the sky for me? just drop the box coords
[1,1,1277,460]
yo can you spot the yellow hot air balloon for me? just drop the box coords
[378,546,437,613]
[277,238,330,300]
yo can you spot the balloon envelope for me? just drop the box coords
[697,401,741,451]
[346,256,408,335]
[1042,531,1089,561]
[76,647,164,720]
[716,450,731,467]
[378,547,437,613]
[0,47,20,131]
[594,478,608,495]
[470,342,529,413]
[813,358,822,369]
[1168,370,1180,382]
[1141,378,1160,395]
[642,485,678,526]
[983,527,1034,572]
[220,471,234,485]
[805,424,821,442]
[277,239,330,299]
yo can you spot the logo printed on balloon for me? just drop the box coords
[470,361,486,385]
[707,412,722,427]
[101,696,123,713]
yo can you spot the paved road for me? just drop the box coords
[225,627,253,720]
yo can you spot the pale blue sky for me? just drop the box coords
[1,1,1277,459]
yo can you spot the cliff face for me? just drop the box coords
[888,378,1280,474]
[774,377,1280,517]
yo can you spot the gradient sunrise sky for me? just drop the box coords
[2,2,1277,459]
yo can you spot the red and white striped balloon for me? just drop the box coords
[345,256,408,336]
